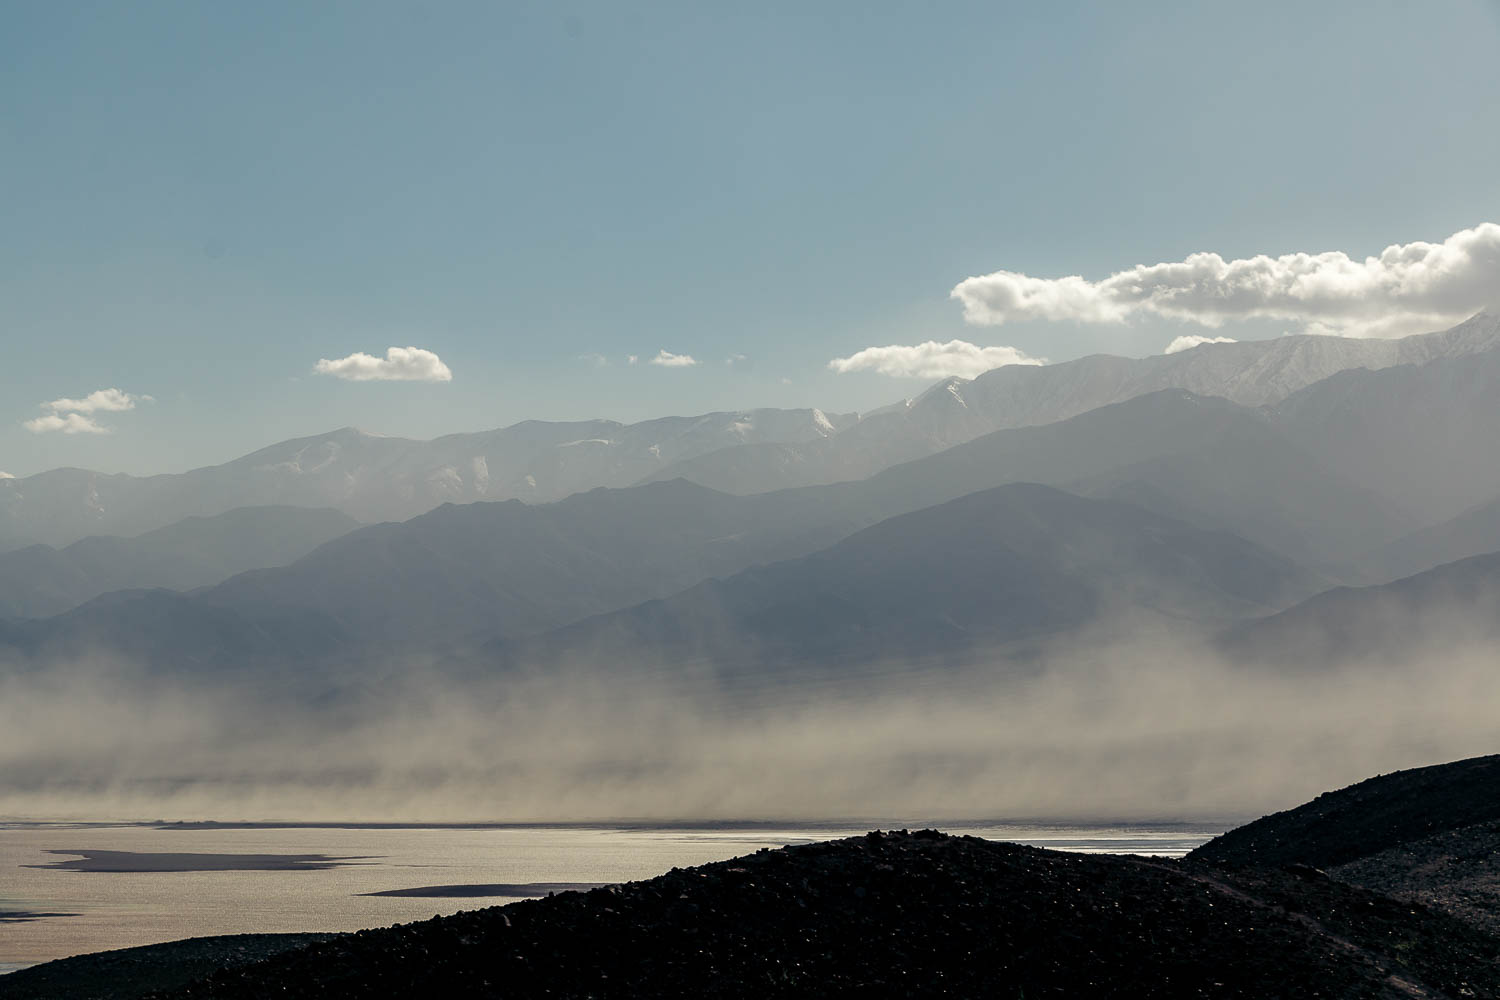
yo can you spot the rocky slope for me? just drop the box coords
[1188,754,1500,936]
[1189,754,1500,870]
[0,935,336,1000]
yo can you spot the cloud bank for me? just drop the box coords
[23,387,151,434]
[650,350,699,368]
[314,347,453,382]
[951,222,1500,339]
[828,340,1046,379]
[1165,335,1238,355]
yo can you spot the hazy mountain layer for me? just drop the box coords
[489,484,1319,680]
[192,480,855,647]
[646,312,1500,495]
[1219,551,1500,667]
[0,507,359,620]
[0,390,1400,673]
[1266,344,1500,524]
[853,390,1410,570]
[1354,493,1500,583]
[12,362,1493,677]
[0,408,856,550]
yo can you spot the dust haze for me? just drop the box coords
[4,625,1496,825]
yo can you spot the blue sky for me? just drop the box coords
[4,0,1499,476]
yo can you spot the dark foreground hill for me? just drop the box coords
[107,830,1495,999]
[14,758,1500,999]
[0,935,337,1000]
[1188,754,1500,935]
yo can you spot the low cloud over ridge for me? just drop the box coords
[828,340,1045,379]
[951,222,1500,338]
[1165,335,1238,355]
[314,346,453,382]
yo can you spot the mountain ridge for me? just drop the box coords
[644,312,1500,495]
[5,313,1494,551]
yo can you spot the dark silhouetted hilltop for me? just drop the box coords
[127,830,1498,999]
[1188,754,1500,935]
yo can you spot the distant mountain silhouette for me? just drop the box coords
[193,479,847,646]
[0,408,855,550]
[853,390,1409,570]
[1353,492,1500,582]
[1266,342,1500,524]
[1219,551,1500,666]
[645,313,1500,495]
[1,390,1395,674]
[490,483,1319,680]
[0,506,359,620]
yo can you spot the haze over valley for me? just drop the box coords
[5,314,1500,823]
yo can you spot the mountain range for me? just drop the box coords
[0,388,1378,674]
[0,408,856,550]
[4,313,1495,553]
[1221,550,1500,667]
[488,483,1319,685]
[0,506,359,620]
[4,313,1500,695]
[643,311,1500,495]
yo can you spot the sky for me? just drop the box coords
[4,0,1499,477]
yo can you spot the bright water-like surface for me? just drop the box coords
[0,820,1220,973]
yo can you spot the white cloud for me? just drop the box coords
[649,350,699,368]
[40,387,147,414]
[1164,335,1238,355]
[24,412,110,435]
[0,471,14,479]
[726,353,749,366]
[313,346,453,382]
[951,222,1500,339]
[23,387,151,434]
[627,355,639,366]
[579,352,609,368]
[828,340,1046,379]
